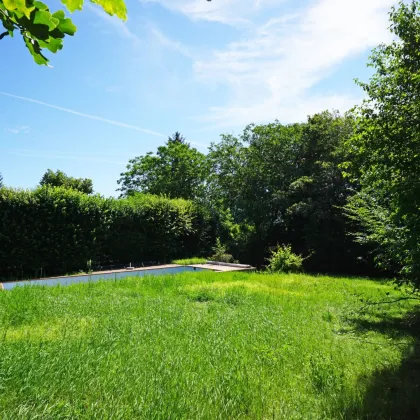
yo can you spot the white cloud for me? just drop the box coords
[139,0,273,26]
[192,0,395,126]
[7,125,30,134]
[142,0,396,126]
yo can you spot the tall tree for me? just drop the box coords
[284,111,359,272]
[118,137,208,200]
[40,169,93,194]
[0,0,126,65]
[168,131,187,144]
[343,1,420,285]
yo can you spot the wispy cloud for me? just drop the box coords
[191,0,396,126]
[142,0,395,127]
[0,92,164,137]
[90,4,193,59]
[139,0,274,26]
[7,125,30,134]
[148,25,193,58]
[87,4,141,42]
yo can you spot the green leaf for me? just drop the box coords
[33,10,59,31]
[3,0,34,18]
[3,0,17,11]
[52,10,65,19]
[39,36,63,53]
[22,17,51,40]
[49,27,66,39]
[61,0,84,13]
[24,37,49,65]
[34,2,49,11]
[52,11,77,35]
[90,0,127,20]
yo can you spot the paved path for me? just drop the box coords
[191,264,254,272]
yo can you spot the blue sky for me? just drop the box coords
[0,0,396,196]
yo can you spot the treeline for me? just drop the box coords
[118,112,376,276]
[0,187,213,279]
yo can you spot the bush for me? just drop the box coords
[210,238,235,263]
[0,187,215,279]
[267,244,303,273]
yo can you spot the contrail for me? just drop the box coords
[0,91,165,137]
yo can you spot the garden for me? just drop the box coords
[1,1,420,418]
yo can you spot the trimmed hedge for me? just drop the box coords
[0,187,214,280]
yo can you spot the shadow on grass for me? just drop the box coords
[343,307,420,419]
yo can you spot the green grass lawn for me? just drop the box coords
[1,271,419,419]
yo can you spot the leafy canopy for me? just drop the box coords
[0,0,127,65]
[206,112,359,271]
[40,169,94,194]
[118,134,209,200]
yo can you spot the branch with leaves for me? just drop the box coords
[0,0,127,65]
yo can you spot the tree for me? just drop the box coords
[118,137,209,200]
[343,1,420,285]
[40,169,93,194]
[207,134,247,221]
[284,111,360,273]
[168,131,187,144]
[0,0,126,65]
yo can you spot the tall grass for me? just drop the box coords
[172,257,207,265]
[0,272,418,419]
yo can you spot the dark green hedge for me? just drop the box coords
[0,187,214,280]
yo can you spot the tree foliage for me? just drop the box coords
[115,112,373,274]
[0,0,126,65]
[40,169,94,194]
[343,0,420,286]
[118,136,209,200]
[168,131,187,144]
[206,111,364,272]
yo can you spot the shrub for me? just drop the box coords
[267,244,303,273]
[210,238,235,263]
